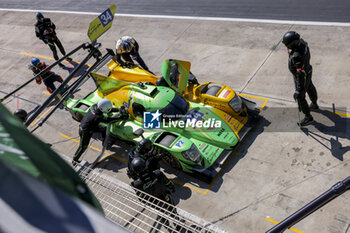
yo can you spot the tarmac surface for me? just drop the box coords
[1,0,350,22]
[0,10,350,233]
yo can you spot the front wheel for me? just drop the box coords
[71,111,83,122]
[162,151,182,170]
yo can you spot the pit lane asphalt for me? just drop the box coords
[0,0,350,22]
[0,10,350,233]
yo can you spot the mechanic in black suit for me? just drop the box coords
[35,12,71,67]
[282,31,319,126]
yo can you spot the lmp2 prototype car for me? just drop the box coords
[66,60,259,182]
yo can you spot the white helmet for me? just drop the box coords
[97,99,113,113]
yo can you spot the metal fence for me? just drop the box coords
[74,161,228,233]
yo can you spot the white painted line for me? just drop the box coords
[1,8,350,27]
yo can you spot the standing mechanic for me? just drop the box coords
[35,12,71,68]
[282,31,319,126]
[115,36,154,74]
[29,57,64,99]
[73,99,129,163]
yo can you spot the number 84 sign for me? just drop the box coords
[88,4,117,42]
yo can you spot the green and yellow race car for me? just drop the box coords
[66,60,259,182]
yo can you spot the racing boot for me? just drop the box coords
[72,157,81,166]
[298,115,314,127]
[309,102,319,110]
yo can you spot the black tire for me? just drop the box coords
[71,112,83,122]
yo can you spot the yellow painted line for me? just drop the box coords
[171,179,208,195]
[265,217,305,233]
[238,93,268,101]
[237,93,269,112]
[259,98,269,112]
[20,51,92,67]
[30,105,54,126]
[21,52,59,62]
[59,133,128,163]
[331,111,350,118]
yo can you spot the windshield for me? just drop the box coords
[160,94,189,120]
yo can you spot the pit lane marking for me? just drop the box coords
[20,52,70,64]
[2,8,350,27]
[30,105,54,127]
[237,93,269,112]
[20,51,92,67]
[265,216,305,233]
[332,111,350,118]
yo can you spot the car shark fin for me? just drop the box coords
[161,59,191,95]
[90,72,129,95]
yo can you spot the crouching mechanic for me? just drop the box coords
[29,57,65,98]
[282,31,319,126]
[127,139,163,179]
[115,36,154,74]
[73,99,129,163]
[130,157,180,229]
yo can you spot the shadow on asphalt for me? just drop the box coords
[61,61,91,78]
[210,116,271,192]
[301,108,350,161]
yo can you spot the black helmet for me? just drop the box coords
[282,31,300,49]
[131,157,146,175]
[14,109,28,122]
[136,139,153,154]
[36,12,44,21]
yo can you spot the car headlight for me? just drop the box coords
[181,144,201,163]
[229,94,243,113]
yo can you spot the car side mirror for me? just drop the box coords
[133,128,144,137]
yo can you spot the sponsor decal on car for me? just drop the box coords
[175,139,185,148]
[217,128,225,137]
[218,89,231,98]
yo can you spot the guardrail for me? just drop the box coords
[73,161,229,233]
